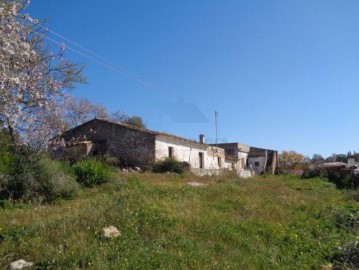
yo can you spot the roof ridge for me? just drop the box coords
[93,117,207,147]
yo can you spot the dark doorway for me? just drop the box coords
[199,152,204,169]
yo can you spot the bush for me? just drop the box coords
[327,171,358,189]
[152,158,190,174]
[302,168,328,179]
[0,148,79,202]
[0,173,11,199]
[331,238,359,269]
[35,158,80,201]
[302,168,358,189]
[73,159,114,187]
[331,206,359,232]
[0,151,16,174]
[0,148,34,200]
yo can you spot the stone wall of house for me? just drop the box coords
[214,143,249,172]
[267,151,278,174]
[155,136,225,170]
[247,156,267,174]
[238,152,248,170]
[206,146,226,170]
[61,119,156,166]
[224,159,237,170]
[66,142,93,161]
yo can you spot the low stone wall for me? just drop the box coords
[190,168,254,177]
[66,143,93,161]
[238,170,253,178]
[190,168,222,176]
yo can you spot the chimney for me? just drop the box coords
[199,134,205,144]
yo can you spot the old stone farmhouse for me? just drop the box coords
[57,118,226,175]
[55,117,277,176]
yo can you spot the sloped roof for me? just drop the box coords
[319,162,347,168]
[66,117,209,148]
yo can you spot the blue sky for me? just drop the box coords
[27,0,359,158]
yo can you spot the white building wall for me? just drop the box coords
[224,160,236,170]
[155,137,224,170]
[238,152,248,170]
[206,147,225,170]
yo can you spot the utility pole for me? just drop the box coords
[215,111,218,147]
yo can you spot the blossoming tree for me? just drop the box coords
[0,0,85,147]
[29,96,109,149]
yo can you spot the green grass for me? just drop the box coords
[0,173,358,269]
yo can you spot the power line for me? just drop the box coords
[33,23,170,97]
[42,26,152,85]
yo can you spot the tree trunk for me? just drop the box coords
[6,118,17,147]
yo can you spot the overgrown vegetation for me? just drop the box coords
[302,168,359,189]
[0,128,111,201]
[0,128,357,268]
[73,159,115,187]
[152,158,190,174]
[0,147,79,202]
[0,174,358,269]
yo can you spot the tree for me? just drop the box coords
[0,0,85,146]
[335,154,348,163]
[63,96,108,128]
[0,128,13,150]
[26,97,108,149]
[279,150,305,171]
[24,95,146,149]
[122,115,146,128]
[312,154,324,162]
[110,110,129,123]
[109,111,146,129]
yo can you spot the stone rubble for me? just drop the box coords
[187,181,208,187]
[9,259,33,270]
[101,226,121,238]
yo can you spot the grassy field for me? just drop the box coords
[0,173,358,269]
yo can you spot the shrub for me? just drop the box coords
[35,158,80,201]
[302,168,358,189]
[331,206,359,232]
[152,158,190,174]
[327,171,358,189]
[0,151,16,174]
[73,159,114,187]
[302,168,328,179]
[0,148,79,202]
[331,238,359,269]
[0,173,11,199]
[0,147,40,200]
